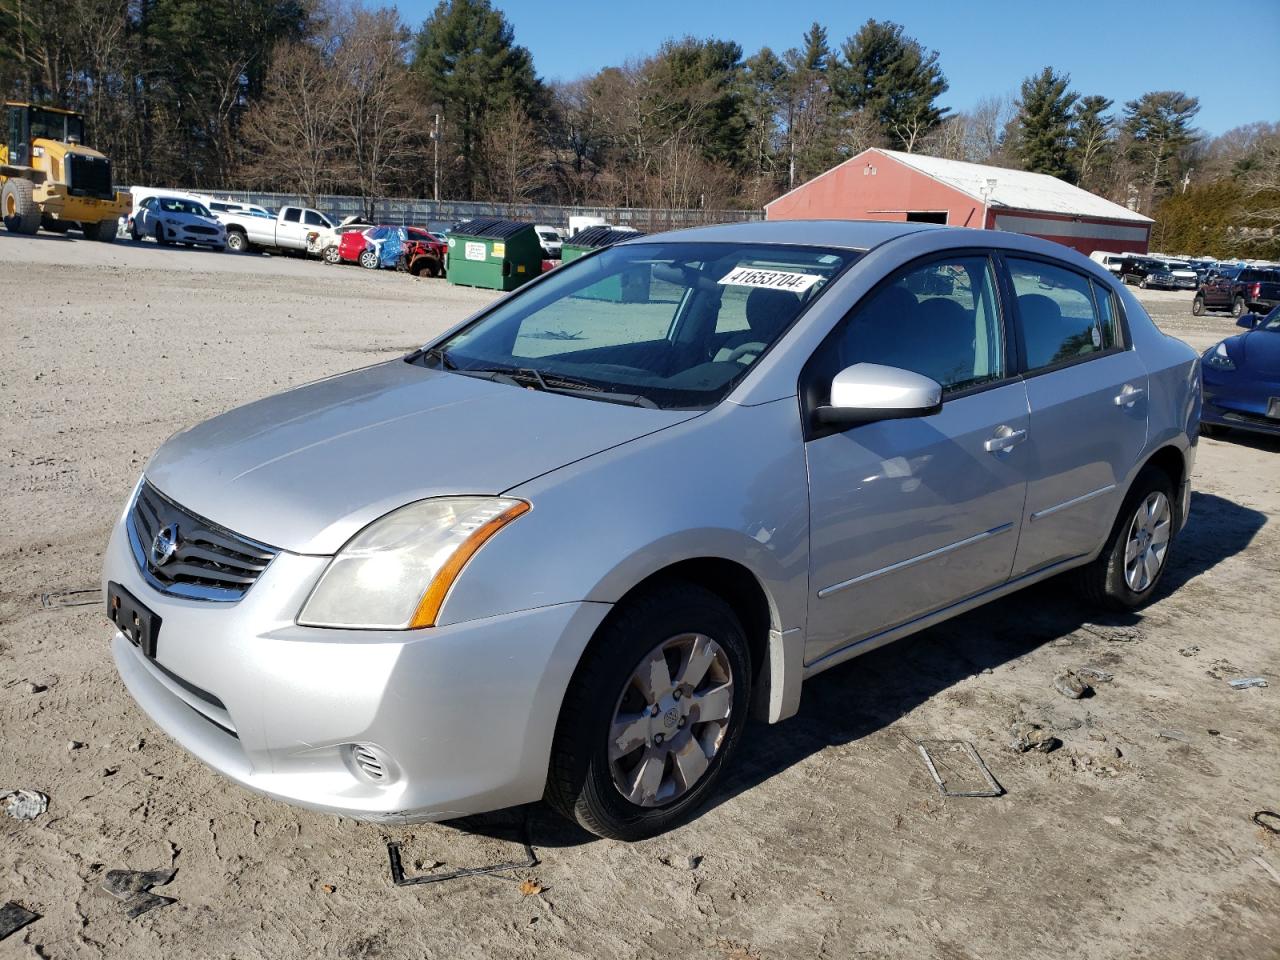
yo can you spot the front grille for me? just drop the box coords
[127,481,278,601]
[67,154,114,200]
[186,225,218,236]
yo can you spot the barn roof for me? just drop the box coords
[766,148,1153,225]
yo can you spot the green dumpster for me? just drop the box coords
[560,226,644,263]
[445,218,542,291]
[561,227,649,302]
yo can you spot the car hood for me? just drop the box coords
[168,213,221,229]
[1238,330,1280,376]
[144,359,699,554]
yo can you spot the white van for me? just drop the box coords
[1089,250,1126,274]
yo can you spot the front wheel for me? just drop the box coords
[545,582,752,841]
[154,223,169,246]
[1192,294,1205,316]
[225,230,248,253]
[1074,467,1176,610]
[1138,278,1148,289]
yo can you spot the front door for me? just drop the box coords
[802,253,1030,665]
[1001,256,1149,576]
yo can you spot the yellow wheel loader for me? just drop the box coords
[0,102,131,241]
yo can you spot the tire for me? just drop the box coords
[1232,296,1246,318]
[322,244,341,265]
[89,219,117,243]
[359,248,380,270]
[1138,278,1148,289]
[154,222,170,246]
[545,582,752,841]
[225,229,248,253]
[1192,294,1205,316]
[130,218,143,242]
[1,178,40,234]
[1074,466,1176,610]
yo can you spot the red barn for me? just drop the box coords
[765,148,1152,256]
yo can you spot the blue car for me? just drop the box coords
[1201,305,1280,438]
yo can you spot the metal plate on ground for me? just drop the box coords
[916,739,1004,798]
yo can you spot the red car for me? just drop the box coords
[400,227,448,277]
[336,227,379,268]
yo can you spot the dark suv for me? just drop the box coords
[1117,256,1165,286]
[1193,266,1280,317]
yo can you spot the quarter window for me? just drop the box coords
[1007,258,1110,370]
[825,256,1006,395]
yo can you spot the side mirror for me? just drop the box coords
[1237,313,1260,329]
[814,363,943,426]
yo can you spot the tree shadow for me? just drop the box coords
[435,491,1266,849]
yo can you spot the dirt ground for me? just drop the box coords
[1,233,1277,960]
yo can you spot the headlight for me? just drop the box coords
[1204,341,1235,371]
[297,497,529,630]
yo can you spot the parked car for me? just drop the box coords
[1088,250,1125,274]
[221,204,334,254]
[1116,255,1166,286]
[535,224,564,259]
[1134,264,1180,290]
[129,195,226,250]
[1193,265,1280,317]
[334,225,407,269]
[1200,305,1280,437]
[400,227,448,277]
[103,221,1199,841]
[319,216,376,264]
[1160,260,1199,290]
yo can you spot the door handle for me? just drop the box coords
[984,426,1027,453]
[1114,384,1145,407]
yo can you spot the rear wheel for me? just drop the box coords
[2,178,40,234]
[358,248,380,269]
[1232,296,1246,317]
[322,244,341,264]
[1192,294,1205,316]
[1075,467,1176,610]
[546,582,752,841]
[89,219,117,243]
[1138,277,1148,289]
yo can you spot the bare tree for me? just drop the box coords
[479,102,548,203]
[241,40,343,202]
[331,8,426,212]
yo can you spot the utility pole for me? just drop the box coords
[431,113,440,202]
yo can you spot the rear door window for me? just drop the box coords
[1007,258,1111,371]
[282,208,301,223]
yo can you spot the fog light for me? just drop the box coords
[344,743,397,784]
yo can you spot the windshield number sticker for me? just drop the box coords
[719,266,822,292]
[465,241,486,262]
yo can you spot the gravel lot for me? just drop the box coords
[2,234,1277,960]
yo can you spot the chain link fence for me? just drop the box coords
[166,190,763,232]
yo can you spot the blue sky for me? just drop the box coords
[392,0,1279,135]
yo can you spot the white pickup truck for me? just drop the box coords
[221,204,335,255]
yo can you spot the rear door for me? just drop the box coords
[803,253,1030,664]
[1003,256,1148,577]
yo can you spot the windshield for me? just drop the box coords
[420,241,858,410]
[157,197,211,217]
[29,108,85,143]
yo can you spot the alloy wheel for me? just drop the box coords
[1124,491,1171,592]
[608,632,734,808]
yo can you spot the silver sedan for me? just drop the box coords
[103,221,1200,840]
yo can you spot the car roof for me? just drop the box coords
[638,219,944,250]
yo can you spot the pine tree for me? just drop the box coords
[833,20,948,152]
[412,0,543,200]
[1123,90,1200,210]
[1012,67,1077,178]
[1069,95,1114,188]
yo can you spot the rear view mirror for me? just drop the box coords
[814,363,943,426]
[1237,313,1260,329]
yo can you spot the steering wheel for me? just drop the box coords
[724,341,767,365]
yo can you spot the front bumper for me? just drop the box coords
[1202,376,1280,436]
[103,510,610,822]
[166,223,225,246]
